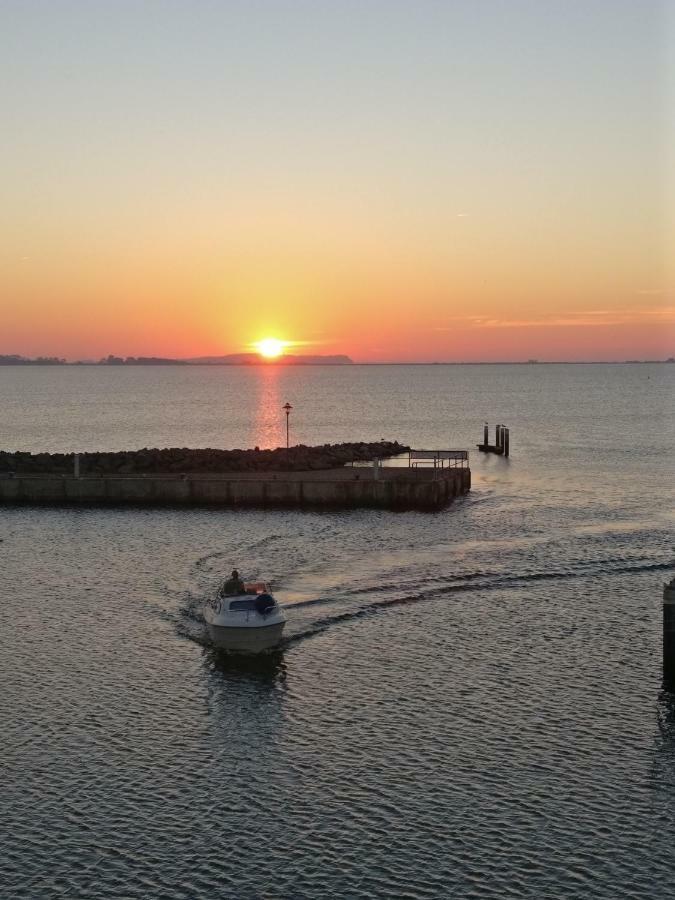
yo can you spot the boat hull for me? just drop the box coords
[206,620,285,652]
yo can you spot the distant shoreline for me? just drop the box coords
[1,359,673,367]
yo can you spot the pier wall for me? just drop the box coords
[0,467,470,512]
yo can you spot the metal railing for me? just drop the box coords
[408,450,468,469]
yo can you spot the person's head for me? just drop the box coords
[232,569,239,579]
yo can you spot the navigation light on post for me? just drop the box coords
[283,402,293,449]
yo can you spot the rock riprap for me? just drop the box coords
[0,441,409,475]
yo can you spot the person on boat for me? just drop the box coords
[221,569,246,596]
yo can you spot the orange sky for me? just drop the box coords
[1,2,672,362]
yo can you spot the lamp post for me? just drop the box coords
[283,402,293,448]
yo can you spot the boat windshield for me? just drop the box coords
[229,598,258,612]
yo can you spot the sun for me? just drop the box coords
[255,338,286,359]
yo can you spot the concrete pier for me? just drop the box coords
[0,465,470,512]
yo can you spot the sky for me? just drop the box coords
[1,0,672,362]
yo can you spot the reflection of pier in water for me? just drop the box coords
[653,689,675,806]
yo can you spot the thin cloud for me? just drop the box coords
[435,307,675,330]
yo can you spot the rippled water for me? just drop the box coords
[1,364,674,898]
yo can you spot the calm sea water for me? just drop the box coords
[1,364,674,899]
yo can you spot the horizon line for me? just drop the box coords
[2,355,674,367]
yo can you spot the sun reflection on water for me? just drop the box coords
[253,366,285,449]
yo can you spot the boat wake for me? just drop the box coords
[167,509,675,653]
[283,560,673,645]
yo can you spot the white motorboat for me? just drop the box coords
[204,581,286,652]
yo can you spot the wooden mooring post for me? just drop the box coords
[477,423,510,457]
[664,577,675,685]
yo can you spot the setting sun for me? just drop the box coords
[255,338,287,359]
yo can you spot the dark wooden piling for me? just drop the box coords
[477,423,510,456]
[664,579,675,685]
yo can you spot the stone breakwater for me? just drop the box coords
[0,442,471,511]
[0,441,408,476]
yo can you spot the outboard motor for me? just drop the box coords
[255,593,275,616]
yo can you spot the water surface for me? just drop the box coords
[1,364,674,898]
